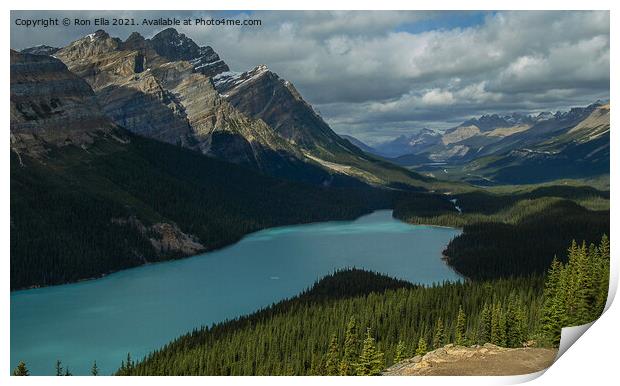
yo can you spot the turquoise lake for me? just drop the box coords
[10,210,461,375]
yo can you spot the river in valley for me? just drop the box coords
[10,210,461,375]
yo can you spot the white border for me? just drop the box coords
[3,1,617,385]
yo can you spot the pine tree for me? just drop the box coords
[538,236,611,346]
[339,316,358,376]
[513,303,528,347]
[64,367,72,376]
[126,353,133,374]
[415,335,427,356]
[119,360,126,375]
[505,295,527,347]
[55,359,63,376]
[573,242,593,324]
[13,361,29,376]
[477,302,491,344]
[541,257,564,345]
[498,305,507,346]
[432,317,445,349]
[455,306,466,346]
[394,340,407,363]
[356,328,384,376]
[324,334,340,375]
[594,237,610,316]
[490,302,502,345]
[91,360,99,376]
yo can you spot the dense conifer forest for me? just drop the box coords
[540,236,610,345]
[119,269,544,375]
[10,133,392,290]
[394,186,610,279]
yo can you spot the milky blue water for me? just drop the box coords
[10,210,461,375]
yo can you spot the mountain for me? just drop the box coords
[387,102,609,184]
[463,103,610,184]
[10,50,115,155]
[211,61,432,187]
[51,29,356,186]
[339,134,375,153]
[373,128,442,157]
[459,112,536,132]
[213,65,357,153]
[33,28,434,189]
[10,49,391,289]
[148,28,230,77]
[19,45,59,56]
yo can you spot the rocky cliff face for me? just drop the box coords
[10,50,116,155]
[214,65,359,155]
[112,216,205,257]
[52,30,340,184]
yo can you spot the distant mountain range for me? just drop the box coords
[344,102,609,184]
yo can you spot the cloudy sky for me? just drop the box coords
[11,10,610,143]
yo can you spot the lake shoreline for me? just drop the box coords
[11,208,389,293]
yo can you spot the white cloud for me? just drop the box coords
[422,89,455,106]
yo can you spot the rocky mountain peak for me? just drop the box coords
[554,103,601,122]
[57,29,121,61]
[148,28,229,77]
[82,29,117,45]
[150,27,201,61]
[460,112,535,132]
[123,32,146,48]
[20,45,59,56]
[535,111,554,121]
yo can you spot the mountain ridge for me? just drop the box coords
[30,28,434,189]
[375,102,609,184]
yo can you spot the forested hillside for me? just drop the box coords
[10,131,391,290]
[121,269,545,375]
[394,186,610,279]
